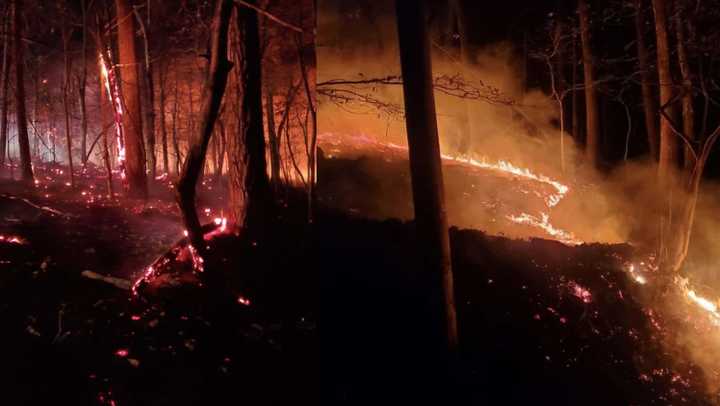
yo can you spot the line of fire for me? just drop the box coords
[3,0,720,404]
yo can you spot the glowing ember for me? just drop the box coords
[568,281,592,303]
[626,264,648,285]
[0,234,26,245]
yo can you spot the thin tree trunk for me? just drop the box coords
[0,5,11,174]
[62,22,75,187]
[578,0,600,168]
[571,28,579,141]
[652,0,679,183]
[159,62,169,174]
[79,0,88,166]
[395,0,458,351]
[172,74,181,175]
[133,6,156,180]
[176,0,233,256]
[115,0,147,198]
[635,0,660,161]
[296,27,316,221]
[450,0,475,157]
[265,87,281,189]
[12,0,33,183]
[674,2,694,169]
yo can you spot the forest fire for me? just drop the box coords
[321,132,578,244]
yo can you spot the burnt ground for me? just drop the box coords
[320,211,715,405]
[3,157,720,405]
[319,154,719,405]
[0,167,318,405]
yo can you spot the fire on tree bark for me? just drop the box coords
[115,0,147,198]
[176,0,234,258]
[228,0,272,231]
[12,0,33,184]
[578,0,600,168]
[395,0,458,351]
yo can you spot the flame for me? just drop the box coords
[507,212,580,245]
[99,50,126,182]
[676,277,720,325]
[321,133,578,245]
[0,234,26,245]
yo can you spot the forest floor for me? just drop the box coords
[319,152,720,405]
[0,165,317,405]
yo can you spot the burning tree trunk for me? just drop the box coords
[115,0,147,198]
[99,70,113,196]
[12,0,33,184]
[176,0,234,256]
[635,0,660,161]
[652,0,679,183]
[395,0,458,351]
[228,1,272,230]
[578,0,600,168]
[674,3,694,170]
[0,5,11,173]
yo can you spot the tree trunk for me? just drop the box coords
[635,0,660,161]
[228,1,271,230]
[450,0,476,157]
[0,5,11,174]
[99,53,114,195]
[652,0,679,183]
[159,63,169,174]
[79,0,88,166]
[578,0,600,168]
[133,7,156,181]
[12,0,33,183]
[395,0,458,351]
[571,28,579,141]
[172,75,181,175]
[296,26,316,221]
[674,2,694,169]
[62,23,76,187]
[176,0,233,256]
[265,87,281,190]
[115,0,147,198]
